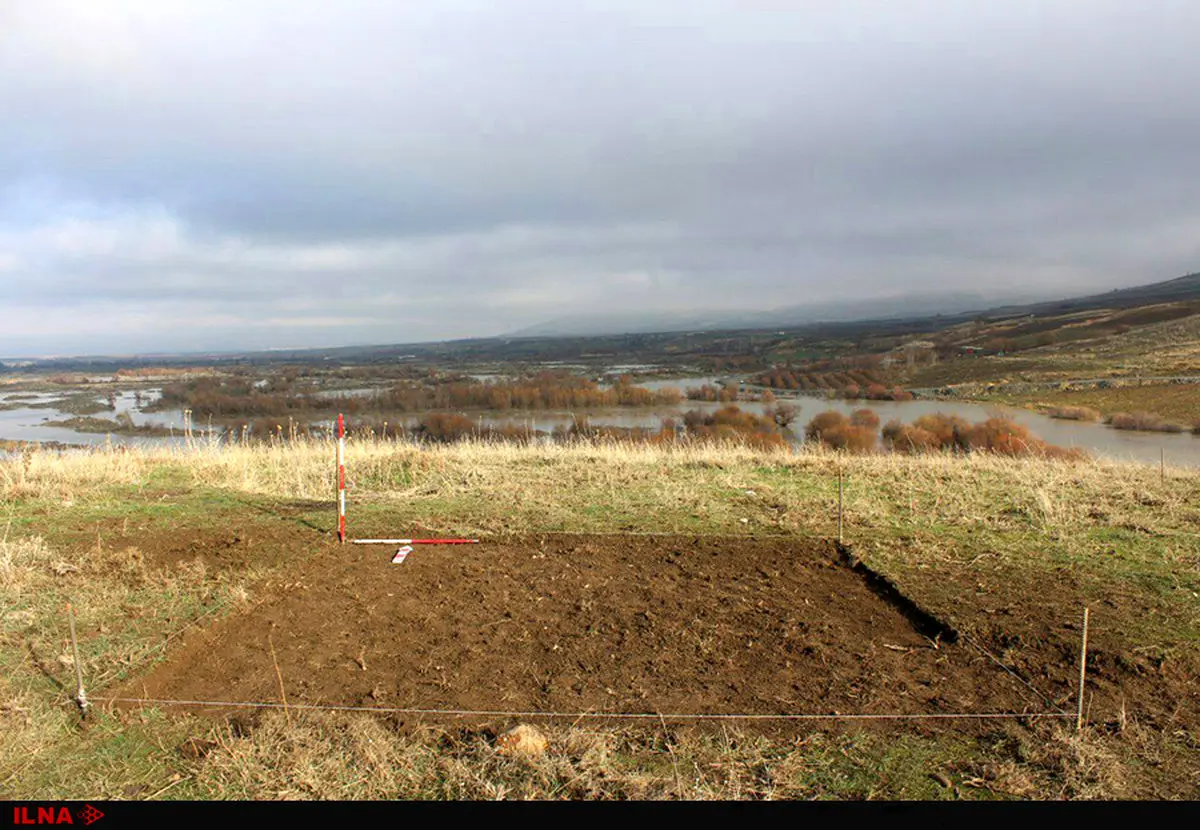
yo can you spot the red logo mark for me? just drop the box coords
[75,807,103,827]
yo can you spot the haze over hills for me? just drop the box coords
[4,270,1199,367]
[980,271,1200,318]
[507,289,1053,338]
[511,272,1200,339]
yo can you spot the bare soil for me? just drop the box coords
[117,534,1112,726]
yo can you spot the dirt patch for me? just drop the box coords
[44,503,329,574]
[119,534,1078,723]
[862,551,1200,735]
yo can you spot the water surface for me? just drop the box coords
[3,383,1196,466]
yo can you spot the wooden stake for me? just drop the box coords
[268,631,291,727]
[837,470,844,544]
[1076,606,1090,732]
[659,712,684,796]
[67,603,88,719]
[1160,447,1165,483]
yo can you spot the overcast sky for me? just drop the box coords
[2,1,1199,356]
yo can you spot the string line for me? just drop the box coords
[96,696,1073,721]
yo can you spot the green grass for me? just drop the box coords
[41,416,177,437]
[2,439,1199,799]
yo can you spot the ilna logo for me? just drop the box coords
[11,806,104,826]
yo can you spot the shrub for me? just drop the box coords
[859,384,913,402]
[805,410,876,453]
[771,402,799,428]
[672,405,788,449]
[911,414,971,450]
[893,425,940,453]
[805,411,847,442]
[964,417,1037,455]
[881,418,903,445]
[849,409,881,429]
[1046,406,1101,422]
[688,383,744,403]
[823,424,877,453]
[418,412,476,442]
[881,420,939,453]
[881,413,1087,460]
[709,405,761,431]
[1106,411,1185,433]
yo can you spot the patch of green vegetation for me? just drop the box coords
[42,415,175,437]
[9,708,204,800]
[30,393,111,416]
[782,732,973,800]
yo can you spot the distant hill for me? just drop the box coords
[509,271,1200,339]
[8,270,1199,367]
[976,271,1200,320]
[508,290,1046,338]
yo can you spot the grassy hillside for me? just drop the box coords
[971,383,1200,427]
[2,439,1198,799]
[904,305,1200,428]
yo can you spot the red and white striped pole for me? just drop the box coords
[336,413,346,543]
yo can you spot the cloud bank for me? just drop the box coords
[2,1,1199,354]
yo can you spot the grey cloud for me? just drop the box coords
[2,1,1199,354]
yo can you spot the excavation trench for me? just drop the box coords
[835,542,960,645]
[116,534,1049,722]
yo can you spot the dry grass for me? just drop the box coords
[2,438,1199,800]
[184,711,1192,800]
[1,435,1195,547]
[1052,311,1200,377]
[0,531,56,596]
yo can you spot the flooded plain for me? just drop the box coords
[2,382,1198,466]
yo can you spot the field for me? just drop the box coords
[128,535,1038,721]
[903,307,1200,430]
[971,383,1200,427]
[2,439,1199,799]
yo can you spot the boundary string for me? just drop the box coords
[95,696,1073,722]
[957,631,1069,714]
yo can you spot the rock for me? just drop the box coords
[497,724,548,758]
